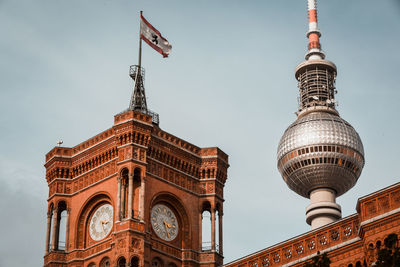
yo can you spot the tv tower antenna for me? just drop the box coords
[305,0,325,60]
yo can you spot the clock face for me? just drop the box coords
[89,203,113,241]
[151,204,179,241]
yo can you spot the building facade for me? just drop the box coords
[43,66,229,267]
[224,182,400,267]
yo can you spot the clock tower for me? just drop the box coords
[43,65,229,267]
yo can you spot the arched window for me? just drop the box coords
[49,201,68,251]
[355,261,362,267]
[118,257,126,267]
[58,209,67,250]
[87,263,96,267]
[131,256,139,267]
[152,257,163,267]
[133,168,141,219]
[376,240,382,249]
[100,257,111,267]
[201,202,212,251]
[121,169,129,219]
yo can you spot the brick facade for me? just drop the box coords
[224,183,400,267]
[44,110,229,267]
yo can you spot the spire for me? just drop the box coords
[129,65,148,113]
[127,65,159,125]
[277,0,365,230]
[294,0,336,114]
[305,0,325,60]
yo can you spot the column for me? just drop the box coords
[51,207,59,251]
[121,181,126,219]
[65,208,71,252]
[199,212,203,250]
[45,210,52,254]
[55,211,61,249]
[116,177,121,221]
[139,177,145,221]
[218,211,223,255]
[306,188,341,229]
[128,174,134,219]
[211,209,216,251]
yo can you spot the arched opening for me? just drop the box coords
[376,240,382,250]
[133,168,142,219]
[87,263,96,267]
[121,169,129,219]
[100,257,111,267]
[355,261,362,267]
[216,209,221,253]
[58,208,67,250]
[152,257,163,267]
[131,256,139,267]
[49,201,68,251]
[168,263,177,267]
[201,202,212,251]
[118,257,126,267]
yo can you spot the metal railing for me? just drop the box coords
[129,65,145,81]
[201,242,220,252]
[146,109,159,125]
[48,241,66,252]
[118,108,159,125]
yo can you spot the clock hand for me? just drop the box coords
[163,221,171,238]
[100,220,108,234]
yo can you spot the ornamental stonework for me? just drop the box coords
[44,110,229,267]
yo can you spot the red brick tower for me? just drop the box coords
[43,64,229,267]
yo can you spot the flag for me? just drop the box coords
[140,14,172,58]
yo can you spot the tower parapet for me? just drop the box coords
[277,0,365,229]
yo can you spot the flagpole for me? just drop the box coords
[132,10,143,112]
[138,10,143,68]
[134,11,142,103]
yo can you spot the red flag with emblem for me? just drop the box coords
[140,14,172,58]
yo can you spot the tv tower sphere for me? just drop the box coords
[277,0,365,229]
[277,104,365,198]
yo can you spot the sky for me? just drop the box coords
[1,0,400,266]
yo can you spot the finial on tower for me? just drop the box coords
[129,65,148,113]
[305,0,325,60]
